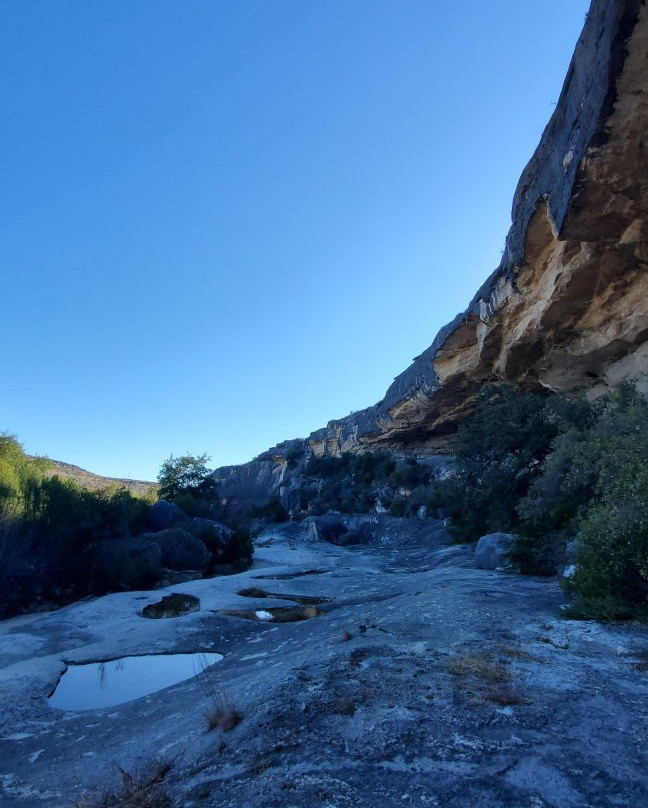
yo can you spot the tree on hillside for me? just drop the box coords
[157,453,217,505]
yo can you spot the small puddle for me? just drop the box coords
[253,569,327,580]
[48,652,222,711]
[221,605,323,622]
[237,587,330,606]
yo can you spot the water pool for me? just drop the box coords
[48,652,223,711]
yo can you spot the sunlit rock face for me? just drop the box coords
[214,0,647,508]
[303,0,648,457]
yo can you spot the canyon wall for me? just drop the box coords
[214,0,648,503]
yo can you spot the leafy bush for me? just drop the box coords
[429,384,586,543]
[156,453,222,521]
[388,458,429,490]
[0,434,152,616]
[433,382,648,620]
[389,496,408,517]
[219,521,253,563]
[532,384,648,619]
[301,451,427,515]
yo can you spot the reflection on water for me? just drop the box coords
[48,652,223,711]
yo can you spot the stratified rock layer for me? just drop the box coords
[215,0,647,502]
[307,0,648,457]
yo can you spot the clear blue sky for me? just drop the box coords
[1,1,590,481]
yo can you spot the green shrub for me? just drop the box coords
[302,451,425,515]
[157,453,217,503]
[389,496,408,517]
[567,495,648,620]
[514,383,648,610]
[0,433,157,616]
[221,523,253,564]
[388,458,430,490]
[432,384,576,543]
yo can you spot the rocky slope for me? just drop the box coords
[38,459,155,497]
[33,458,156,497]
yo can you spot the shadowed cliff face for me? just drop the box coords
[215,0,648,502]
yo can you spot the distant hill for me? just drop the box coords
[37,458,156,498]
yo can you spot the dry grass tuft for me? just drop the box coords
[73,759,174,808]
[444,647,534,707]
[195,654,242,733]
[485,689,532,706]
[497,644,542,663]
[205,697,243,732]
[444,651,511,685]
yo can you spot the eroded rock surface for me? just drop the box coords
[0,517,646,807]
[315,0,648,455]
[213,0,648,510]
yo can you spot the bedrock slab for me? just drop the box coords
[0,517,646,807]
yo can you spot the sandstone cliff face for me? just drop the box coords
[304,0,648,457]
[215,0,647,504]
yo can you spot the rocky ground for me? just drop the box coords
[0,516,646,807]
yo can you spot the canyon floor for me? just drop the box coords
[0,516,647,808]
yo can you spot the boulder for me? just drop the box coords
[93,539,162,591]
[475,532,515,570]
[305,514,348,545]
[185,518,235,560]
[148,499,187,531]
[139,528,212,572]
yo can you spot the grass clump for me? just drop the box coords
[195,654,242,733]
[73,759,174,808]
[444,650,511,685]
[205,697,243,732]
[443,647,534,708]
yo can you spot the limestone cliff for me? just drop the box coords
[215,0,648,504]
[303,0,648,457]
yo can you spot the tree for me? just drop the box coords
[157,453,217,504]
